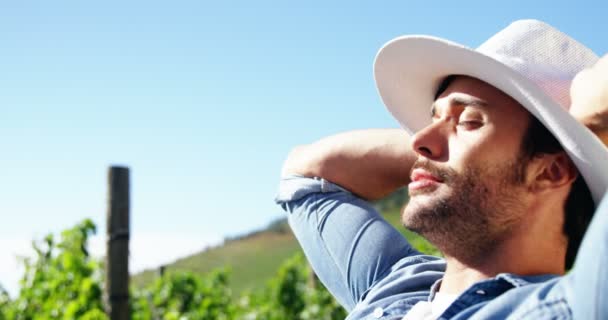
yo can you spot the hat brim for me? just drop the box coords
[374,35,608,204]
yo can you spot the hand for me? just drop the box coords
[570,54,608,146]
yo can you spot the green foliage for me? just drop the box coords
[236,254,346,320]
[131,269,235,320]
[1,220,347,320]
[0,285,12,320]
[2,219,106,320]
[1,200,439,320]
[132,231,301,296]
[129,252,346,319]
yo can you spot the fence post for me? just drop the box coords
[308,262,319,289]
[159,265,166,277]
[105,166,130,320]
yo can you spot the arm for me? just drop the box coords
[568,193,608,319]
[567,54,608,319]
[276,129,422,309]
[281,129,416,200]
[570,54,608,147]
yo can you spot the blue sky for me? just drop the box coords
[1,1,607,295]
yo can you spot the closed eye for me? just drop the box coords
[457,120,483,130]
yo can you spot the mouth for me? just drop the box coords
[408,168,443,192]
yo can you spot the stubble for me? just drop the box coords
[402,157,527,264]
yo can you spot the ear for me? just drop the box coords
[527,152,578,193]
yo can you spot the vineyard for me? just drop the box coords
[0,189,438,319]
[0,219,347,320]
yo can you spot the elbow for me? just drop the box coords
[281,144,329,178]
[281,145,311,178]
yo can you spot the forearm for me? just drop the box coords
[281,129,416,200]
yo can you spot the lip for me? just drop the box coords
[410,169,442,183]
[408,169,443,192]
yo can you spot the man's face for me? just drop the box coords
[402,76,532,261]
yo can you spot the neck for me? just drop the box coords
[438,206,567,295]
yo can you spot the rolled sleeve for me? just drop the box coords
[275,175,418,310]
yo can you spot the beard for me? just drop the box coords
[402,156,528,264]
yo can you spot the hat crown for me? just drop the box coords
[477,19,598,110]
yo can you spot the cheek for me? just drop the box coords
[447,134,493,169]
[448,126,521,169]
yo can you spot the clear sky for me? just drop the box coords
[1,0,606,296]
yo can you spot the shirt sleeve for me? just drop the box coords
[275,175,419,311]
[566,191,608,319]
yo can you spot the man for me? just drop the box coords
[277,20,608,319]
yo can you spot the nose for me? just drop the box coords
[410,121,448,160]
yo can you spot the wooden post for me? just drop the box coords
[308,262,319,289]
[105,166,130,320]
[159,265,166,277]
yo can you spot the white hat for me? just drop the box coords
[374,19,608,205]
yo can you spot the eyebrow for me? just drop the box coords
[430,96,489,117]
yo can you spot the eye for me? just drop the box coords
[457,120,483,130]
[456,110,484,130]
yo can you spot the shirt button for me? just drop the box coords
[476,289,486,295]
[373,307,384,318]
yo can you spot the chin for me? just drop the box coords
[401,196,441,230]
[405,188,449,213]
[400,188,458,234]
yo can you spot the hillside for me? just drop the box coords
[131,188,437,295]
[131,223,301,294]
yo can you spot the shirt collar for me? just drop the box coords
[495,273,560,287]
[428,272,560,301]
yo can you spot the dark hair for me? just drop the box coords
[435,75,595,269]
[434,75,457,100]
[522,117,595,270]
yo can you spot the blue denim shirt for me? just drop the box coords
[276,175,608,319]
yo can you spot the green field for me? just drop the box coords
[131,229,302,294]
[131,189,438,295]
